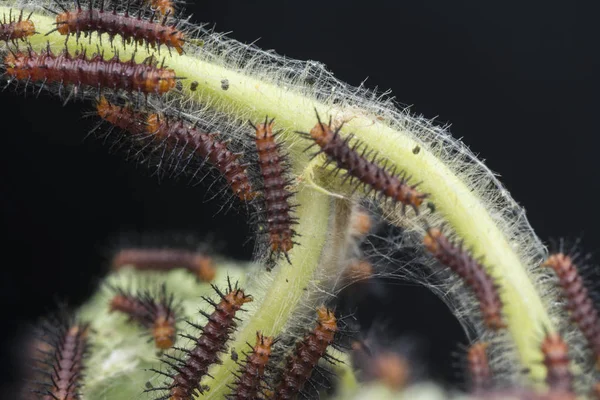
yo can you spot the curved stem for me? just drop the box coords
[205,186,336,398]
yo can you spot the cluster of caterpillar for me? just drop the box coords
[143,281,339,400]
[297,110,600,397]
[1,0,187,101]
[148,279,253,399]
[3,1,599,398]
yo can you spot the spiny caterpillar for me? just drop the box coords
[111,246,216,282]
[108,283,179,349]
[466,342,491,394]
[423,227,506,331]
[298,111,427,214]
[4,46,178,96]
[48,0,185,54]
[148,279,252,399]
[147,114,257,201]
[31,312,90,400]
[95,98,256,201]
[227,331,274,400]
[540,332,574,396]
[250,117,298,263]
[146,0,175,16]
[274,306,337,399]
[0,9,35,42]
[542,253,600,368]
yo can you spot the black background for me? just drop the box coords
[1,0,598,396]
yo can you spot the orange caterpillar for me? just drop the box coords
[542,253,600,368]
[424,227,505,330]
[109,284,178,349]
[298,112,427,214]
[111,247,216,282]
[466,342,492,393]
[148,279,252,399]
[0,9,35,42]
[274,306,337,399]
[250,117,298,263]
[227,332,274,400]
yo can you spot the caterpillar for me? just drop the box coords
[146,114,257,201]
[541,332,574,395]
[423,227,505,331]
[367,352,409,391]
[250,117,298,263]
[148,279,252,399]
[95,99,256,201]
[298,111,427,214]
[227,331,274,400]
[0,9,35,43]
[274,306,337,399]
[31,312,90,400]
[108,283,179,349]
[96,95,147,134]
[111,246,216,282]
[48,0,185,55]
[466,342,492,393]
[146,0,175,16]
[542,253,600,368]
[4,46,178,96]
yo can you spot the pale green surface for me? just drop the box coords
[77,264,247,399]
[0,4,556,391]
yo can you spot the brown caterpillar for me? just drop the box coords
[466,342,492,393]
[146,114,257,201]
[0,9,35,42]
[423,227,505,331]
[274,306,337,399]
[227,332,274,400]
[542,253,600,368]
[111,246,216,282]
[148,279,252,399]
[249,117,298,263]
[49,0,185,55]
[108,283,179,349]
[298,111,427,214]
[95,98,256,202]
[5,46,178,96]
[30,311,90,400]
[541,332,573,395]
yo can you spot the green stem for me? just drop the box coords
[204,187,338,398]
